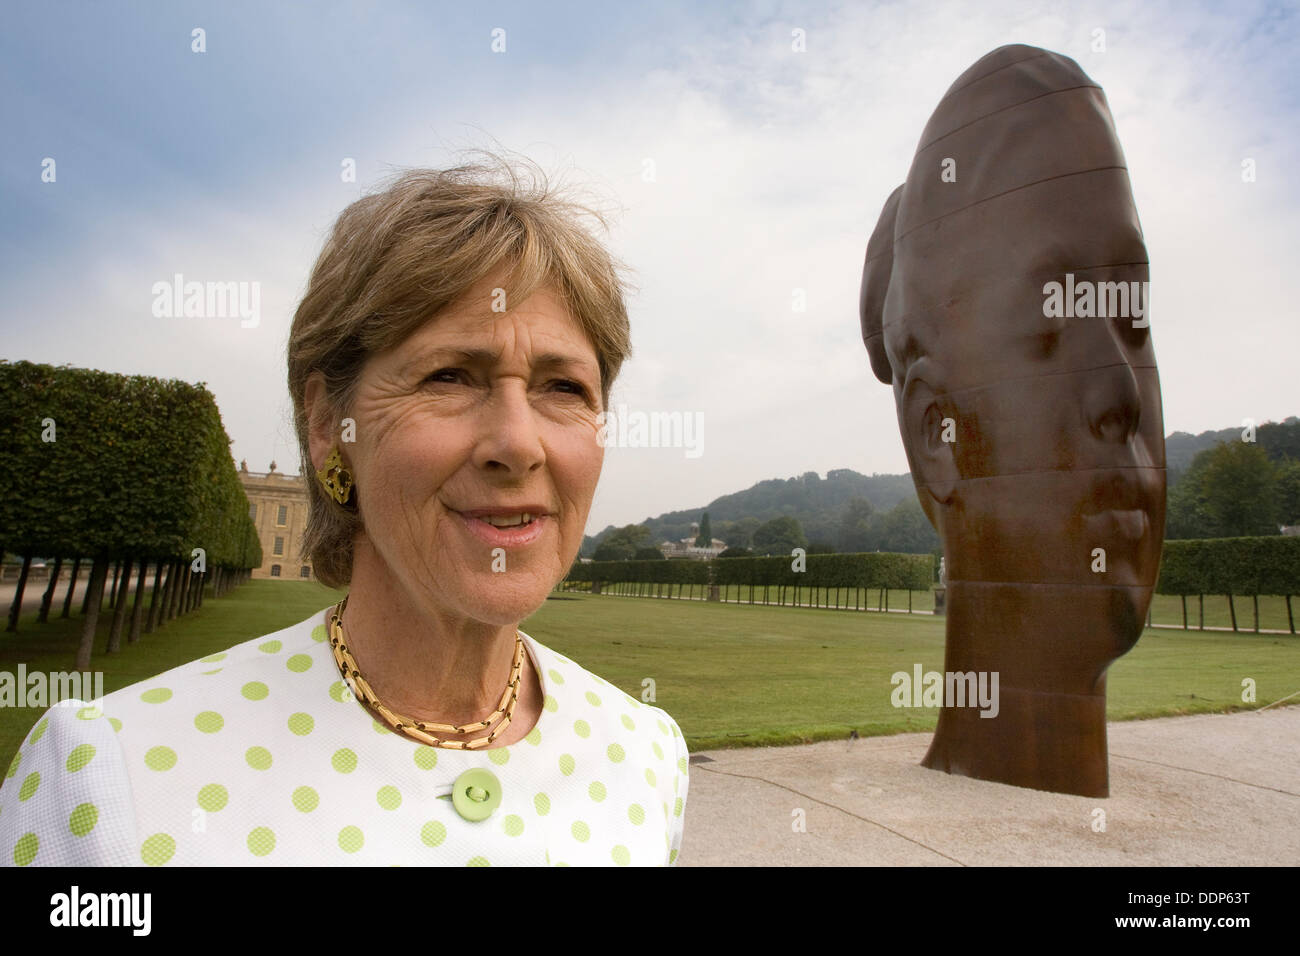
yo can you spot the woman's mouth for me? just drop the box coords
[457,510,549,548]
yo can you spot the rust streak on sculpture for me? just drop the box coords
[860,44,1167,797]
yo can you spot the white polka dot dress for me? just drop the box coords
[0,606,689,866]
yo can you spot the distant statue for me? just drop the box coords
[938,557,946,589]
[860,44,1166,797]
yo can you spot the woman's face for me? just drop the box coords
[338,272,605,627]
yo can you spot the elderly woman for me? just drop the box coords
[0,159,689,867]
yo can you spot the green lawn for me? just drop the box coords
[3,583,1296,769]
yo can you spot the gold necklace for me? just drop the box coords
[326,596,524,750]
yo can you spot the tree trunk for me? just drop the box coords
[1252,594,1259,633]
[1181,595,1187,629]
[1227,593,1237,632]
[128,559,148,643]
[6,554,32,632]
[167,560,184,621]
[38,556,63,623]
[75,557,110,672]
[145,561,164,633]
[106,556,134,653]
[62,556,81,618]
[108,560,120,609]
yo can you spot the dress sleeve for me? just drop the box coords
[0,700,138,867]
[668,716,690,866]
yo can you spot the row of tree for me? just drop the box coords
[1,361,262,669]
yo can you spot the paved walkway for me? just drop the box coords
[678,706,1300,865]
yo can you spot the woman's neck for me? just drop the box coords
[337,536,542,743]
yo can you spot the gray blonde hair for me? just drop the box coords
[288,153,632,588]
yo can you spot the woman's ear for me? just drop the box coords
[303,372,337,473]
[900,357,959,507]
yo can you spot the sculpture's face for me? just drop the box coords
[897,168,1166,661]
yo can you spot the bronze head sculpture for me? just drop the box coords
[861,44,1167,797]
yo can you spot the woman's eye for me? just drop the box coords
[425,368,465,384]
[551,379,590,398]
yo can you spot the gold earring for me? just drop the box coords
[316,446,354,505]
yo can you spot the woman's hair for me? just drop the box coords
[287,151,633,588]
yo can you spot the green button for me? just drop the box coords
[452,768,502,822]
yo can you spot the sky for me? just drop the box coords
[3,0,1298,535]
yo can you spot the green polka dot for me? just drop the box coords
[558,753,575,776]
[30,718,50,744]
[76,705,101,721]
[377,786,401,810]
[194,711,224,733]
[657,719,669,735]
[414,747,437,770]
[247,827,275,856]
[286,654,313,673]
[258,639,282,653]
[653,742,664,760]
[18,772,40,802]
[5,752,19,779]
[525,727,542,746]
[201,669,222,676]
[197,784,228,812]
[534,793,551,816]
[69,803,99,837]
[678,757,688,774]
[140,687,172,704]
[245,746,272,771]
[371,720,391,736]
[199,652,227,663]
[467,856,491,866]
[288,712,314,736]
[66,744,96,773]
[607,743,625,763]
[241,681,268,701]
[310,624,327,643]
[141,833,175,866]
[329,680,352,703]
[108,717,122,732]
[547,668,564,685]
[488,748,509,766]
[421,821,446,847]
[292,786,319,812]
[621,714,636,730]
[571,821,590,842]
[543,694,558,713]
[628,803,646,825]
[669,848,678,864]
[503,814,524,836]
[645,768,657,786]
[588,781,606,802]
[612,845,630,865]
[332,748,358,773]
[13,833,38,866]
[338,826,364,853]
[145,746,177,771]
[674,797,683,817]
[585,691,601,707]
[574,719,590,738]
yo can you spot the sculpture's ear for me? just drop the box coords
[860,184,904,385]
